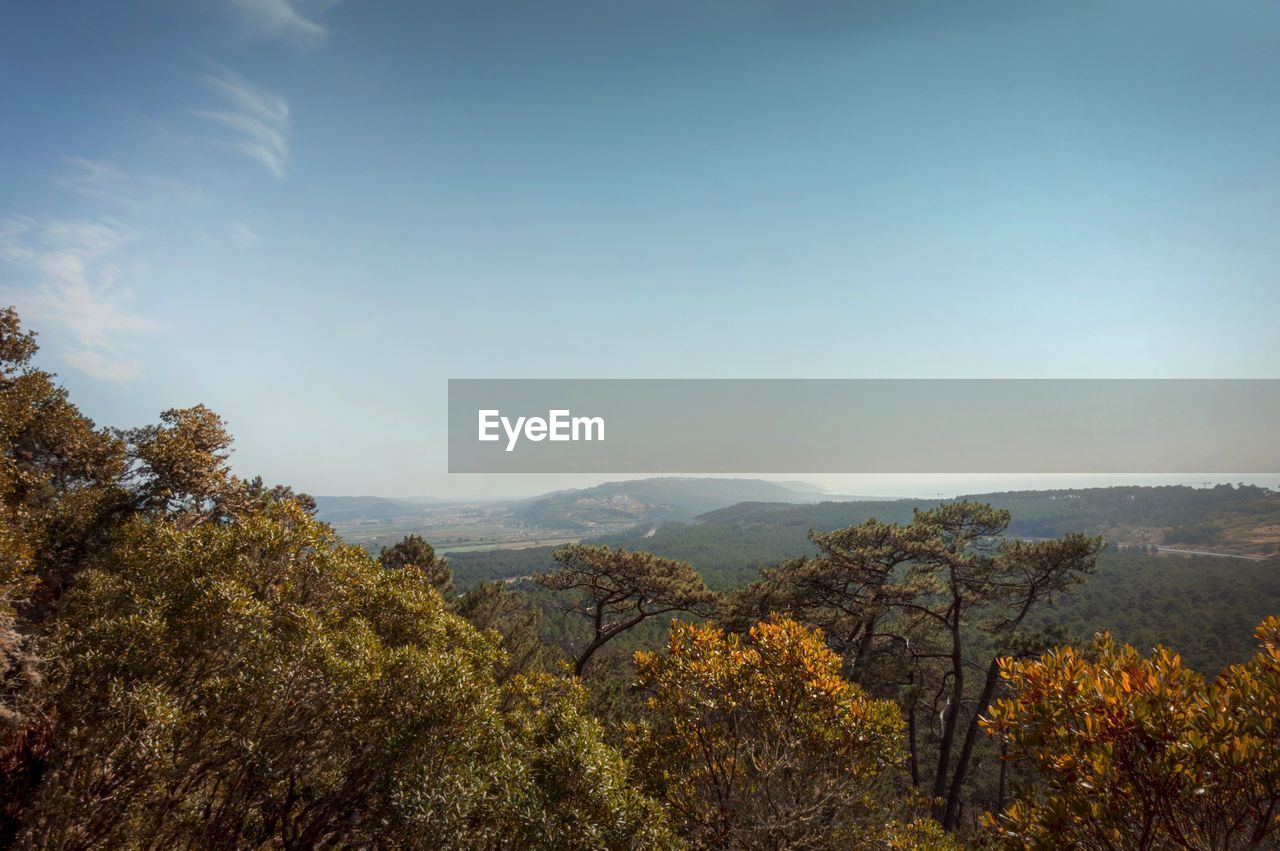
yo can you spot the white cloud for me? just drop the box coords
[192,70,291,178]
[226,222,262,248]
[63,348,145,382]
[228,0,332,45]
[53,156,203,208]
[0,216,158,382]
[52,158,133,204]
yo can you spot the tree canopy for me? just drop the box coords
[535,544,719,675]
[380,533,454,596]
[630,616,945,850]
[984,617,1280,849]
[23,501,675,849]
[726,502,1103,828]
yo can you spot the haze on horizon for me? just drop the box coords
[3,1,1279,498]
[360,474,1280,503]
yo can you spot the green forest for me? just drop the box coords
[450,489,1280,676]
[2,307,1278,849]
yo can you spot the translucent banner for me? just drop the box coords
[447,379,1280,473]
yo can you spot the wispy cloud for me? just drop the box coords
[192,70,290,178]
[226,222,262,248]
[0,216,158,381]
[228,0,335,46]
[53,156,203,209]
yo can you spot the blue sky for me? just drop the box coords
[2,0,1279,497]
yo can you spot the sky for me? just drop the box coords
[2,0,1279,498]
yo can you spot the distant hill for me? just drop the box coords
[594,484,1280,589]
[772,480,826,493]
[313,496,424,524]
[695,484,1280,537]
[314,478,833,546]
[512,478,819,531]
[316,478,824,531]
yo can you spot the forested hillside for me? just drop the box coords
[451,541,1280,679]
[689,485,1279,561]
[447,488,1280,676]
[1031,551,1280,673]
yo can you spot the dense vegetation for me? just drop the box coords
[1030,550,1280,674]
[451,493,1280,676]
[2,307,1277,848]
[592,486,1279,591]
[445,545,551,586]
[694,486,1279,539]
[986,617,1280,848]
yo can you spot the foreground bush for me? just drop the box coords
[631,616,945,849]
[985,617,1280,850]
[22,501,673,849]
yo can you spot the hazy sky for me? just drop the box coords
[2,1,1279,497]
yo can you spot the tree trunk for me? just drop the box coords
[942,657,1001,829]
[931,612,964,821]
[573,633,610,676]
[850,612,879,678]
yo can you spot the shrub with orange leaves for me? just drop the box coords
[631,616,947,849]
[984,616,1280,849]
